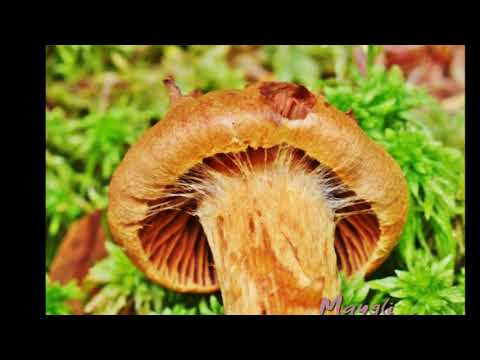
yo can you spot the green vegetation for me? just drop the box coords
[369,252,464,315]
[261,45,355,89]
[340,251,464,315]
[46,45,465,315]
[46,275,83,315]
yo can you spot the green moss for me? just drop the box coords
[46,275,84,315]
[369,252,464,315]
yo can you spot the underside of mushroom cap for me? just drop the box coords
[107,80,408,293]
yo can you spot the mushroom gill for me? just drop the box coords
[137,145,380,313]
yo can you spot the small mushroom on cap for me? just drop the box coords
[108,78,408,314]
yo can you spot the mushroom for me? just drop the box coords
[107,78,408,314]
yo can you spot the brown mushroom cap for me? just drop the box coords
[108,80,408,293]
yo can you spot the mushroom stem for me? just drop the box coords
[196,162,341,314]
